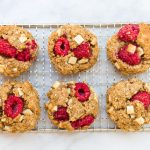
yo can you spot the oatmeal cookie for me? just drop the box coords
[0,81,40,132]
[0,25,38,77]
[107,78,150,131]
[45,81,98,130]
[107,23,150,75]
[48,24,99,75]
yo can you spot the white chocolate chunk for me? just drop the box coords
[52,81,60,89]
[68,57,77,64]
[144,83,150,92]
[68,99,73,105]
[19,34,27,43]
[56,29,62,36]
[135,117,145,125]
[74,35,84,45]
[108,107,114,113]
[23,109,33,115]
[137,47,144,56]
[19,115,24,122]
[0,65,4,73]
[52,106,58,111]
[67,88,71,94]
[17,88,23,96]
[78,58,89,64]
[91,37,97,45]
[127,105,134,114]
[12,68,17,72]
[130,114,135,119]
[127,44,136,54]
[1,118,6,122]
[4,126,11,131]
[115,62,120,69]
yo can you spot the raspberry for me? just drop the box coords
[118,24,139,42]
[54,37,70,56]
[75,82,90,102]
[118,45,141,65]
[0,39,17,57]
[4,95,23,118]
[71,115,94,129]
[53,106,69,121]
[15,49,31,61]
[26,40,37,50]
[131,91,150,109]
[73,42,91,59]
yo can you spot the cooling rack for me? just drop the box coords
[1,23,150,132]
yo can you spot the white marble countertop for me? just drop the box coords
[0,0,150,149]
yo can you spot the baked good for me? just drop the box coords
[0,25,38,77]
[48,24,99,75]
[107,23,150,75]
[45,81,98,130]
[107,78,150,131]
[0,81,40,132]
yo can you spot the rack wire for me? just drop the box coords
[2,23,150,132]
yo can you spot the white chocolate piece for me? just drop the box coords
[19,34,27,43]
[19,115,24,122]
[135,117,145,125]
[52,81,60,89]
[0,65,4,73]
[115,62,120,69]
[78,58,89,64]
[52,106,58,111]
[127,44,136,54]
[68,57,77,65]
[23,109,33,115]
[12,68,17,72]
[144,83,150,92]
[1,118,6,122]
[67,88,71,94]
[4,126,11,131]
[17,88,23,96]
[74,35,84,45]
[91,37,97,45]
[127,105,134,114]
[137,47,144,56]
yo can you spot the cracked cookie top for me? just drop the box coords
[0,81,40,132]
[107,78,150,131]
[0,25,38,77]
[45,81,98,130]
[107,23,150,75]
[48,24,99,75]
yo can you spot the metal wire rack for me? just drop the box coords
[1,23,150,132]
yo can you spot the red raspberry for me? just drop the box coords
[131,91,150,109]
[15,49,31,62]
[71,115,94,129]
[118,24,139,42]
[0,39,17,57]
[118,45,141,65]
[26,40,37,50]
[75,82,91,102]
[53,106,69,121]
[73,42,91,59]
[54,37,70,56]
[4,95,23,119]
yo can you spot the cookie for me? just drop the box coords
[48,24,99,75]
[0,25,38,77]
[0,81,40,132]
[45,81,98,130]
[107,23,150,75]
[107,78,150,131]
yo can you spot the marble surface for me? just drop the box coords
[1,0,150,149]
